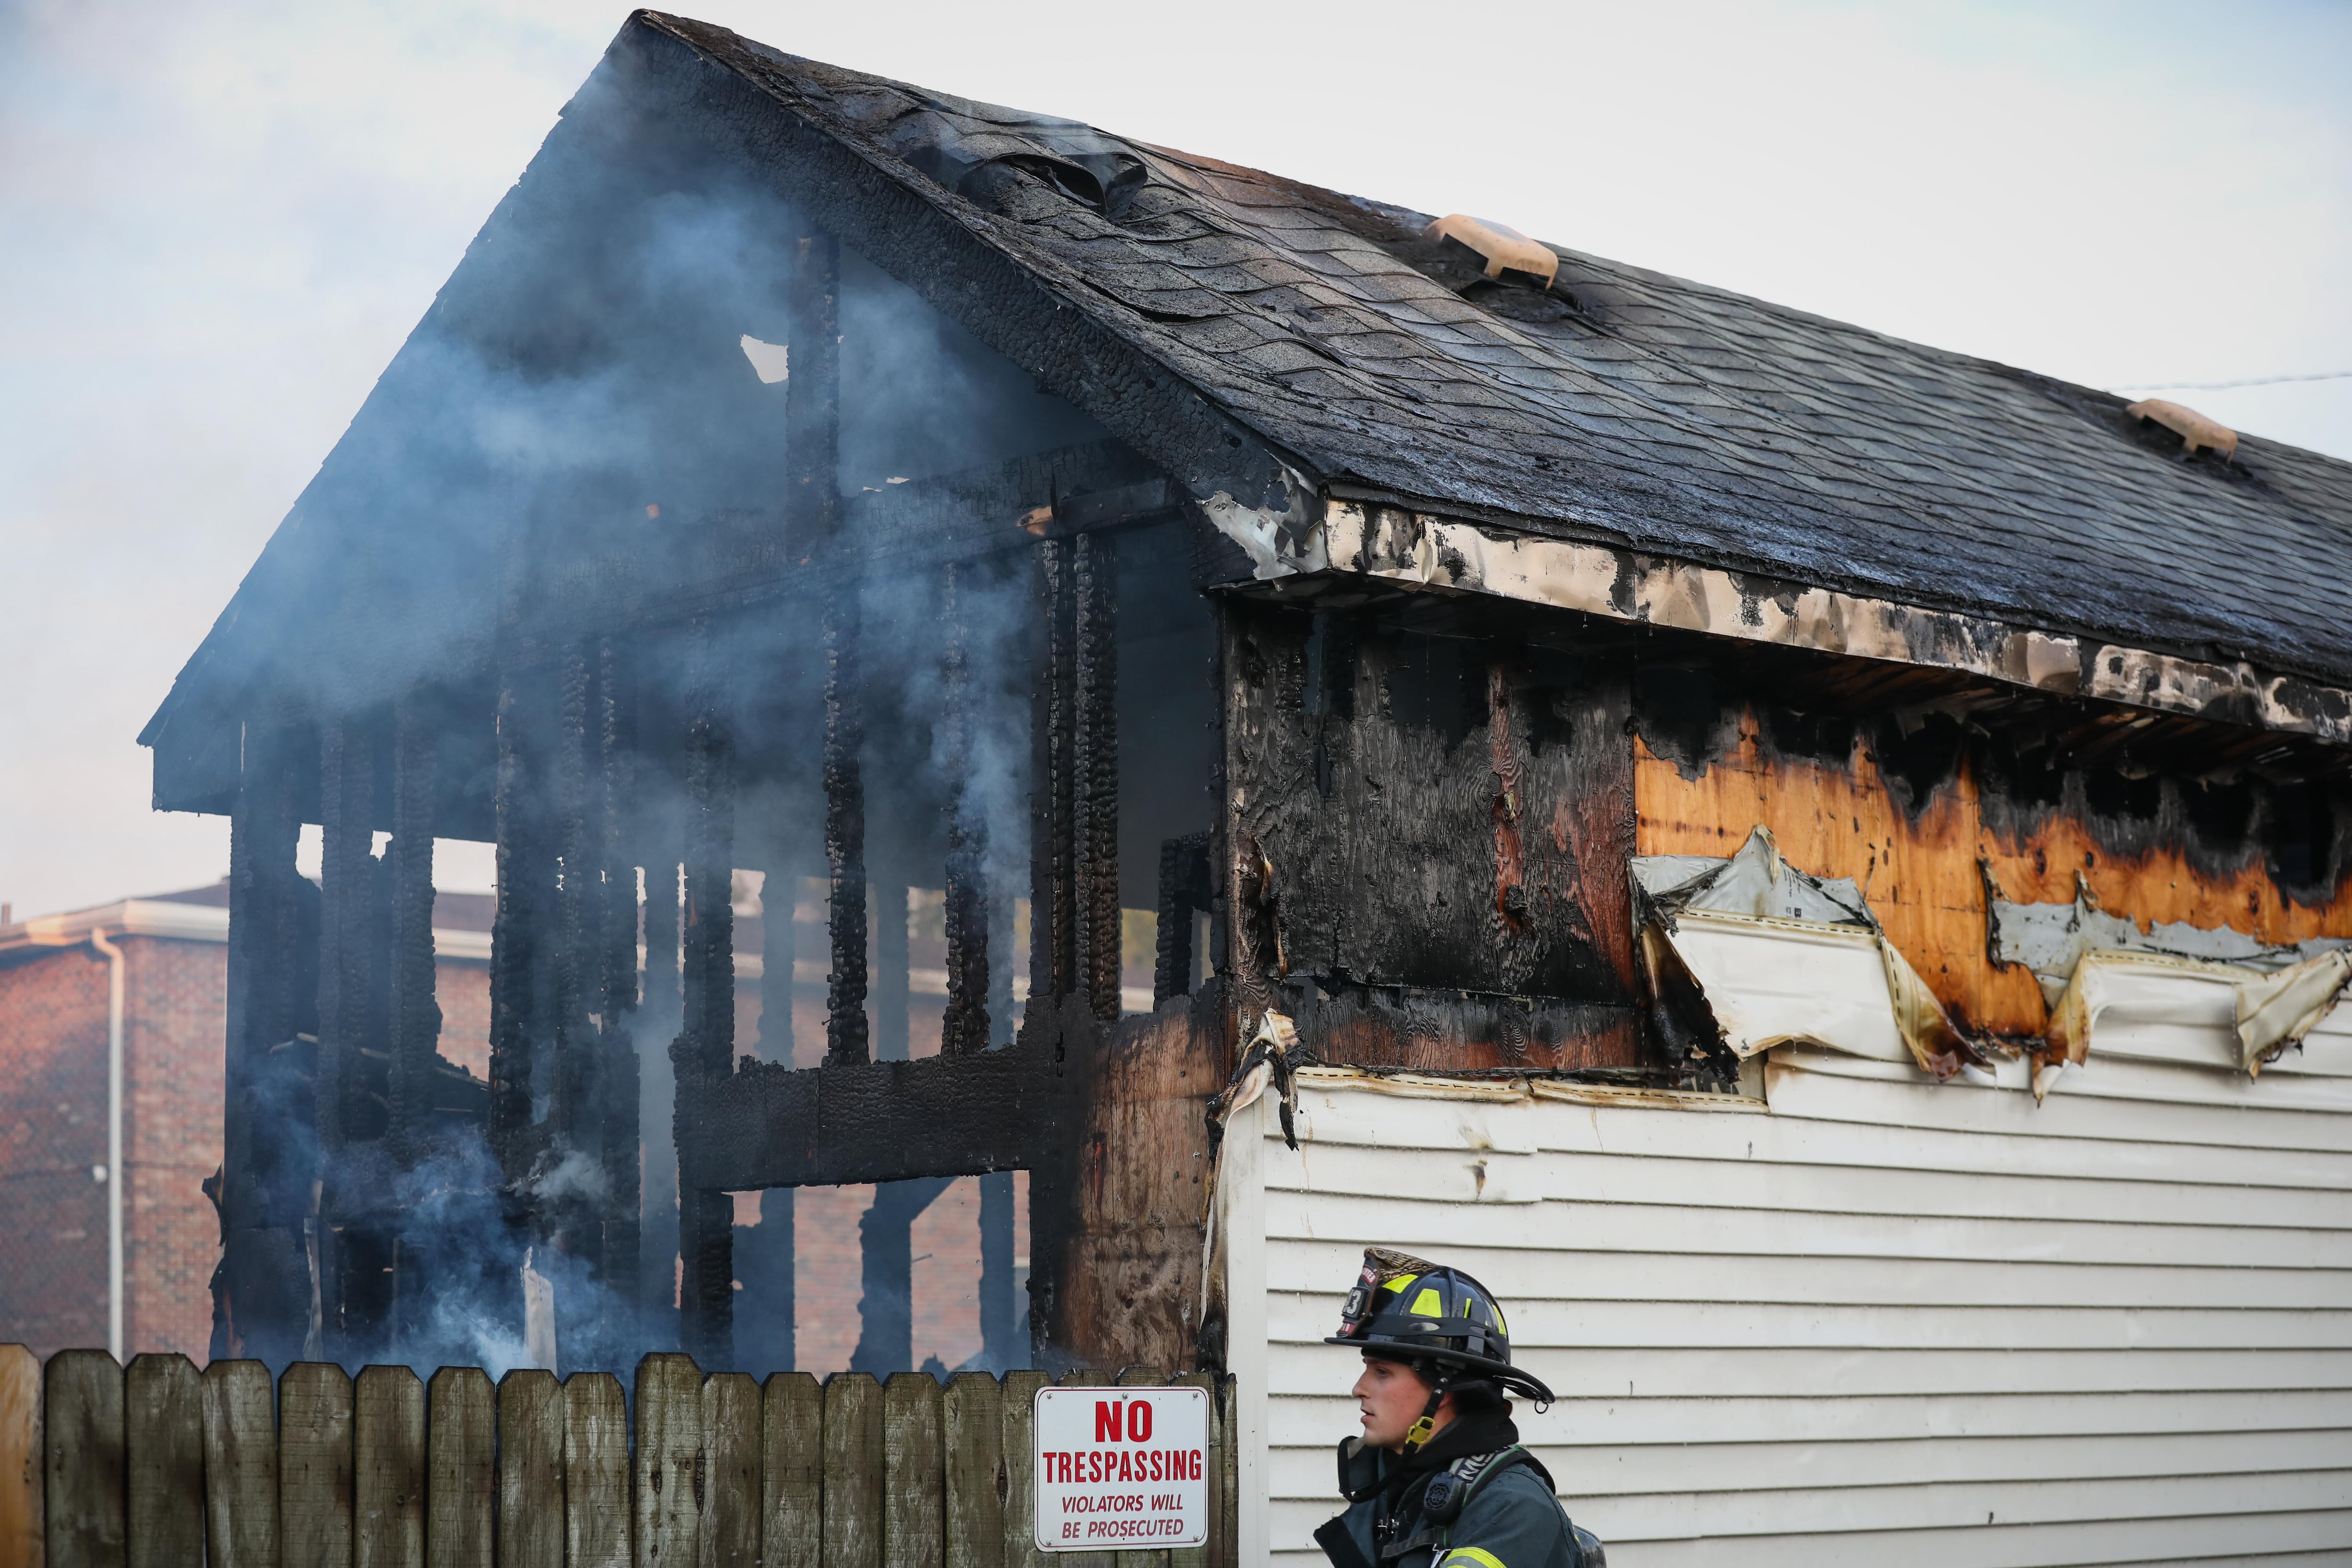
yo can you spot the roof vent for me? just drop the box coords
[1426,215,1558,287]
[2126,398,2237,461]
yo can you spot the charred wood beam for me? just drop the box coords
[679,1038,1078,1193]
[385,694,441,1159]
[1154,832,1212,1005]
[822,589,869,1066]
[1073,533,1120,1022]
[215,715,317,1364]
[596,637,642,1328]
[673,630,738,1367]
[549,645,596,1166]
[1030,538,1088,1019]
[316,715,377,1165]
[940,562,990,1058]
[488,675,546,1193]
[314,711,381,1358]
[638,843,682,1336]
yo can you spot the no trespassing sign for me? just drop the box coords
[1032,1386,1209,1552]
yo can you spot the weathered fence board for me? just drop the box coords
[821,1374,883,1568]
[425,1367,493,1568]
[124,1355,201,1568]
[354,1366,424,1568]
[882,1374,944,1568]
[999,1371,1048,1568]
[499,1371,564,1568]
[565,1374,630,1568]
[280,1362,354,1568]
[757,1374,821,1568]
[940,1373,1002,1568]
[45,1350,124,1568]
[25,1355,1236,1567]
[0,1345,43,1568]
[704,1373,761,1568]
[1165,1374,1213,1568]
[201,1361,277,1568]
[634,1354,703,1567]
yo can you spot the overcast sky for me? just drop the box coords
[3,0,2347,919]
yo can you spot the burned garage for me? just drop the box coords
[138,11,2352,1560]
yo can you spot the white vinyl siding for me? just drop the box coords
[1219,1009,2352,1567]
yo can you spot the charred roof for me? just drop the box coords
[628,9,2352,686]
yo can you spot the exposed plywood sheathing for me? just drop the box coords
[1633,723,2352,1039]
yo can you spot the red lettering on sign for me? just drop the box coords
[1129,1401,1153,1442]
[1096,1401,1123,1443]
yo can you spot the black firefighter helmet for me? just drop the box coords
[1325,1247,1553,1406]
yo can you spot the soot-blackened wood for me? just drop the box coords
[45,1350,123,1568]
[498,1370,564,1568]
[565,1373,631,1568]
[596,639,644,1342]
[201,1359,277,1568]
[1223,602,1641,1067]
[940,563,991,1058]
[386,694,440,1160]
[124,1354,203,1568]
[759,1373,824,1568]
[1303,988,1640,1073]
[220,716,316,1365]
[682,1038,1074,1193]
[351,1365,423,1568]
[425,1368,493,1568]
[1153,834,1211,1006]
[820,1375,882,1568]
[1032,540,1077,1017]
[641,834,684,1337]
[316,715,376,1198]
[674,637,739,1370]
[490,674,544,1193]
[822,585,870,1067]
[941,1373,1004,1568]
[1073,533,1120,1022]
[549,644,597,1184]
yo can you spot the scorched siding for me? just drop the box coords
[1219,1012,2352,1567]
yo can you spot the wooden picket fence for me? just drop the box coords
[0,1345,1235,1568]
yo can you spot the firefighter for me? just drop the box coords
[1314,1249,1603,1568]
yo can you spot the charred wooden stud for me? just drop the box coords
[940,562,991,1057]
[672,624,738,1367]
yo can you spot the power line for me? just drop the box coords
[2112,370,2352,392]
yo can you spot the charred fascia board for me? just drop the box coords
[1210,493,2352,745]
[624,15,1317,528]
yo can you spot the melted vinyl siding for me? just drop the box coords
[1222,1019,2352,1567]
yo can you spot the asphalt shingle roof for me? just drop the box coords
[649,12,2352,689]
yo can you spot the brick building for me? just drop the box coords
[0,883,492,1361]
[0,874,1031,1374]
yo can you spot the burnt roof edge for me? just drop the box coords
[1207,492,2352,746]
